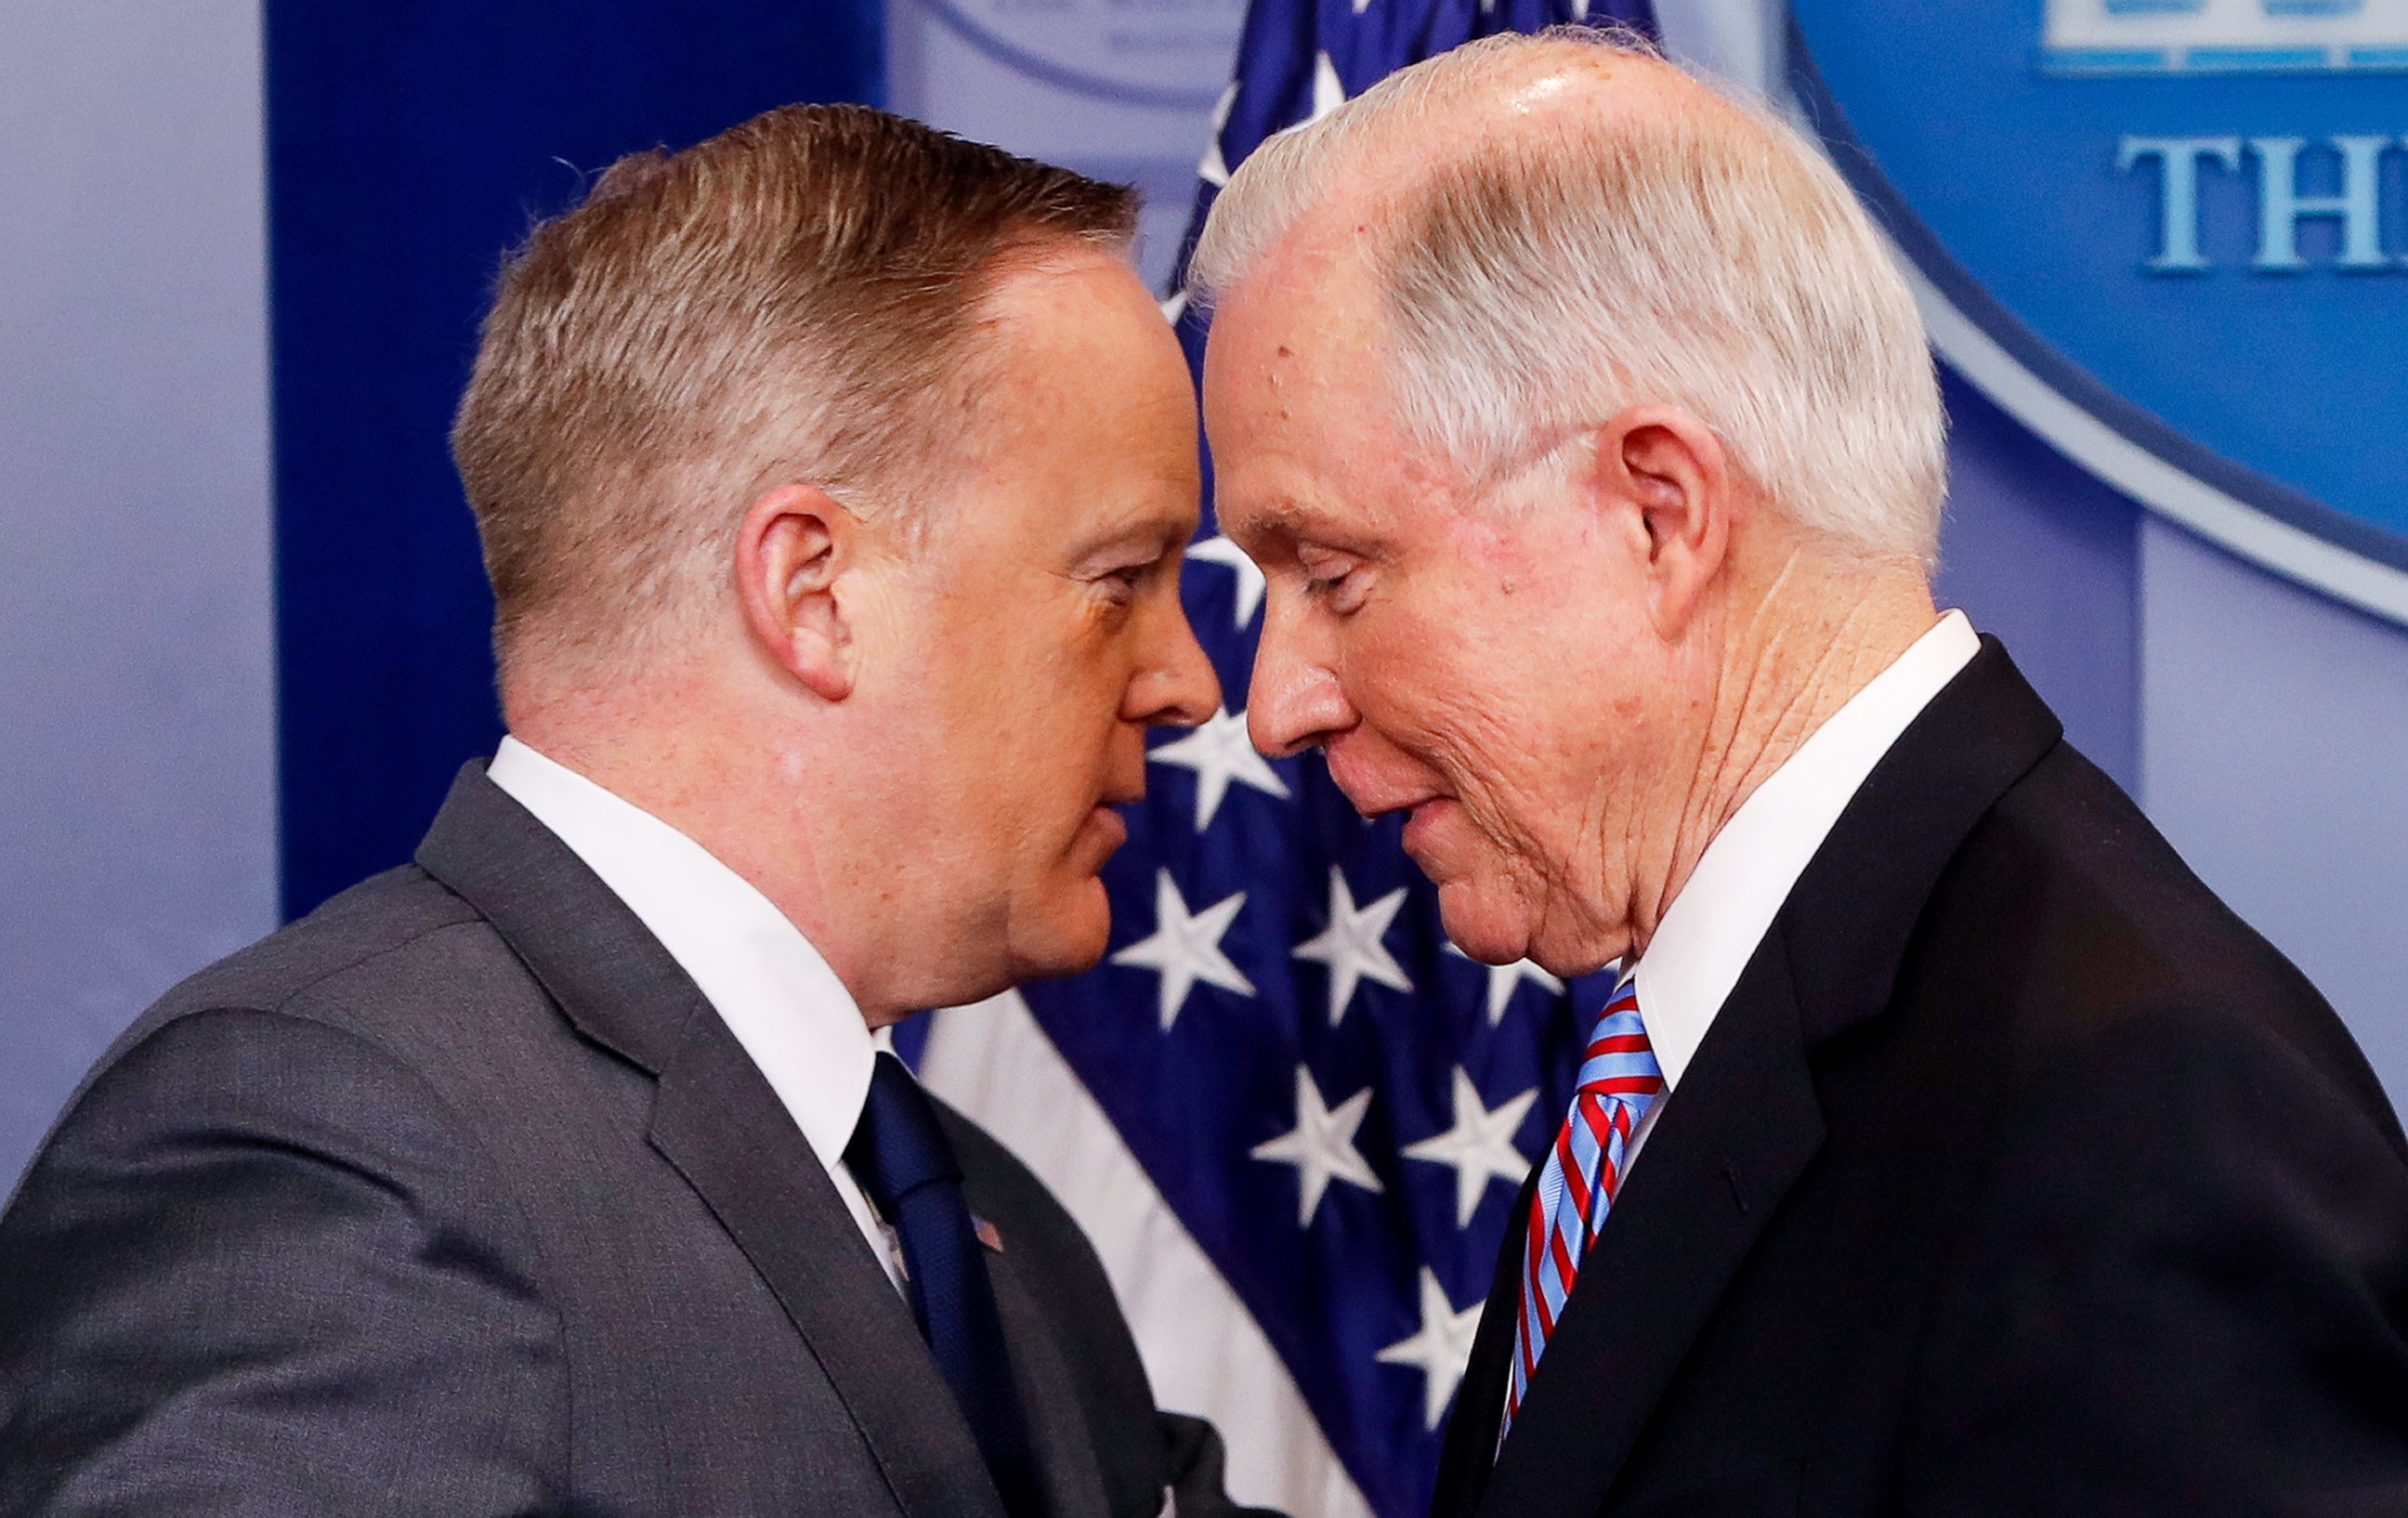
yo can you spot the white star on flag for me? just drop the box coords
[1269,54,1348,147]
[1198,82,1237,188]
[1185,535,1266,629]
[1251,1066,1384,1226]
[1149,707,1291,830]
[1378,1268,1485,1430]
[1111,870,1254,1029]
[1159,291,1187,325]
[1402,1067,1539,1227]
[1446,941,1566,1025]
[1312,51,1347,119]
[1293,867,1413,1024]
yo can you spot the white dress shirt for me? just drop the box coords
[1624,610,1982,1167]
[486,737,907,1292]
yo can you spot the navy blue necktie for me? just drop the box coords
[845,1052,1046,1518]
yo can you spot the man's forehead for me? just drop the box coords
[1207,390,1441,559]
[1208,296,1373,467]
[1215,225,1379,352]
[1202,234,1385,442]
[1204,221,1440,543]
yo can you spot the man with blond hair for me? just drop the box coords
[0,104,1274,1518]
[1193,30,2408,1517]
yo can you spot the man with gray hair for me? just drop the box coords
[0,104,1271,1518]
[1194,30,2408,1517]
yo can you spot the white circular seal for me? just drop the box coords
[910,0,1245,106]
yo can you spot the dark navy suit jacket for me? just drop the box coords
[1434,640,2408,1518]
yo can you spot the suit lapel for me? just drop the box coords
[1475,933,1826,1518]
[648,1017,1008,1518]
[417,766,1006,1518]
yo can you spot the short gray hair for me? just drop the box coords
[1188,30,1945,566]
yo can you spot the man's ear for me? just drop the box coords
[736,482,857,701]
[1594,404,1739,637]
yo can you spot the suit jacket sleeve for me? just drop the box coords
[0,1007,565,1518]
[1904,1005,2408,1516]
[1157,1409,1280,1518]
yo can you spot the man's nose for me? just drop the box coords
[1246,597,1353,759]
[1128,598,1222,729]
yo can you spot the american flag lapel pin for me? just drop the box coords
[973,1216,1004,1254]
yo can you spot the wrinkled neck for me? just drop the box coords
[1624,549,1938,957]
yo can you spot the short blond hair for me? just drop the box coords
[1190,31,1944,566]
[452,104,1137,683]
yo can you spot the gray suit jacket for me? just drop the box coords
[0,767,1271,1518]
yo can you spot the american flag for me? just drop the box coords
[920,3,1656,1515]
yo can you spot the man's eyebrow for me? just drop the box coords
[1224,497,1343,551]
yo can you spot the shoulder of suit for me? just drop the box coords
[37,870,582,1239]
[93,865,552,1107]
[1928,742,2387,1127]
[157,864,485,1014]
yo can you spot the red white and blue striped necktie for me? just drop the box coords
[1499,966,1665,1447]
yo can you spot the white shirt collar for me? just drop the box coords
[484,736,879,1177]
[1633,611,1982,1090]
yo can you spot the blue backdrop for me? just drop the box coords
[268,1,886,916]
